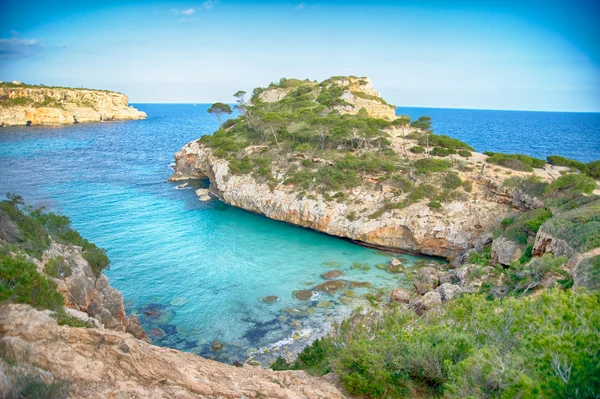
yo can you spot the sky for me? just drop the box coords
[0,0,599,112]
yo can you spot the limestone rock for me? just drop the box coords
[413,266,440,294]
[170,141,510,259]
[0,304,345,398]
[491,237,523,266]
[390,288,411,303]
[313,280,346,295]
[0,85,146,127]
[40,242,148,342]
[410,291,442,315]
[435,283,462,302]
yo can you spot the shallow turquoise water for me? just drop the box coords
[0,104,420,363]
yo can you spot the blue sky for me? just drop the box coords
[1,0,599,111]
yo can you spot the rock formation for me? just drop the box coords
[0,83,146,126]
[0,304,345,399]
[170,141,510,259]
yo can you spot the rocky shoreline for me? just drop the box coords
[0,83,146,126]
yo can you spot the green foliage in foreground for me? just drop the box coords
[14,375,70,399]
[0,254,63,310]
[0,195,109,276]
[277,289,600,398]
[501,207,553,244]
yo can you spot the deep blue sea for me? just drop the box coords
[0,105,598,364]
[398,107,600,163]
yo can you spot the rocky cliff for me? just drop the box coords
[170,141,511,259]
[0,83,146,126]
[0,304,345,399]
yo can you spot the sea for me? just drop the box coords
[0,105,598,363]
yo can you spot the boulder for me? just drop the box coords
[211,340,223,351]
[491,237,523,266]
[413,267,439,294]
[390,288,411,303]
[435,283,462,302]
[410,291,442,315]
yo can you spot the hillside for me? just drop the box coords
[0,81,146,126]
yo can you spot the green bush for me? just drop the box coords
[540,197,599,252]
[545,174,597,196]
[462,180,472,192]
[457,150,472,158]
[81,244,109,277]
[420,134,474,151]
[44,256,72,279]
[15,375,70,399]
[414,158,452,174]
[52,308,93,328]
[503,207,552,244]
[485,152,546,171]
[228,156,253,175]
[409,145,425,153]
[547,155,586,172]
[428,200,442,210]
[443,172,462,190]
[586,160,600,179]
[430,147,455,157]
[0,254,63,310]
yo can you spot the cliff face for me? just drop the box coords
[170,142,510,259]
[0,84,146,126]
[0,304,345,399]
[38,242,148,340]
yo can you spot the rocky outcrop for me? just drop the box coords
[170,142,509,259]
[491,236,523,266]
[0,84,146,126]
[39,242,147,341]
[333,77,397,120]
[0,304,345,399]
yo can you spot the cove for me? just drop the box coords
[0,104,428,363]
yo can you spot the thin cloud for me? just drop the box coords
[296,3,305,10]
[0,36,41,58]
[201,0,218,10]
[171,7,196,15]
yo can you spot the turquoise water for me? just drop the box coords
[2,105,597,363]
[0,104,420,363]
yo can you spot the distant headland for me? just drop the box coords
[0,81,146,127]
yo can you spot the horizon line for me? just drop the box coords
[130,102,600,114]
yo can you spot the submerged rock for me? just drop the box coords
[262,295,279,303]
[211,339,223,351]
[293,290,313,301]
[148,327,166,339]
[170,297,188,307]
[321,270,343,279]
[313,280,347,295]
[349,281,372,289]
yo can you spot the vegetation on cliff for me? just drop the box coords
[273,189,600,398]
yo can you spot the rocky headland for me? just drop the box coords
[170,76,599,263]
[0,81,146,126]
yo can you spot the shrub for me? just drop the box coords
[541,197,600,252]
[414,158,452,174]
[485,152,546,171]
[545,174,597,196]
[44,256,72,279]
[428,200,442,210]
[430,147,455,157]
[457,150,472,158]
[0,254,63,310]
[443,172,462,190]
[52,308,93,328]
[462,180,473,192]
[421,134,474,151]
[15,375,70,399]
[228,156,253,175]
[409,145,425,153]
[547,155,586,172]
[586,160,600,179]
[81,243,109,277]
